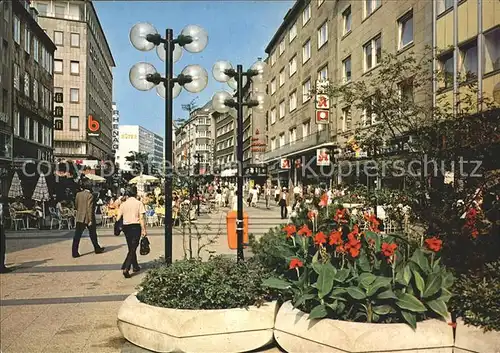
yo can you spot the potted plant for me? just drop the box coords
[118,256,279,353]
[262,203,455,352]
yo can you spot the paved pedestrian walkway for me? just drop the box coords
[1,202,285,353]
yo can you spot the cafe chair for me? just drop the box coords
[11,211,26,231]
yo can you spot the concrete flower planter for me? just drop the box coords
[117,293,278,353]
[274,301,454,353]
[454,319,500,353]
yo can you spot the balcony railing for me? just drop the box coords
[264,128,330,161]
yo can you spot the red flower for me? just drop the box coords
[425,237,442,252]
[334,208,347,222]
[283,224,297,238]
[307,210,316,220]
[348,224,359,238]
[298,224,313,237]
[471,229,479,238]
[329,230,342,246]
[381,242,398,257]
[319,193,328,207]
[463,207,479,238]
[336,244,346,254]
[314,231,327,245]
[289,258,303,269]
[365,213,380,232]
[345,232,361,258]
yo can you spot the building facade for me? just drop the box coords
[31,0,115,162]
[213,110,236,177]
[117,125,164,172]
[0,0,56,170]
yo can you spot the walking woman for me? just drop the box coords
[116,186,147,278]
[279,187,289,219]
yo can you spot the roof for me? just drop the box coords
[264,0,304,54]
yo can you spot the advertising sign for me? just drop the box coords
[316,148,330,166]
[280,158,291,169]
[112,110,119,153]
[315,110,329,125]
[54,118,63,131]
[315,94,330,109]
[87,115,100,137]
[54,93,63,103]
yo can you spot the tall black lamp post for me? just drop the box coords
[211,60,268,261]
[128,23,209,265]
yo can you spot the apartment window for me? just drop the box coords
[398,11,413,49]
[289,128,297,145]
[279,38,285,56]
[24,73,30,97]
[342,107,352,132]
[364,35,382,71]
[484,28,500,73]
[460,42,478,80]
[70,61,80,75]
[33,80,38,104]
[279,100,285,119]
[70,33,80,47]
[318,65,328,81]
[270,78,276,95]
[318,21,328,49]
[303,3,311,26]
[279,134,285,148]
[24,116,30,139]
[33,120,39,143]
[289,55,297,76]
[302,39,311,63]
[399,81,414,103]
[279,68,285,86]
[55,4,66,17]
[271,137,276,151]
[14,64,20,90]
[289,22,297,42]
[270,107,277,125]
[302,121,310,140]
[70,88,79,103]
[342,56,352,83]
[362,97,378,126]
[343,6,352,35]
[54,59,63,73]
[439,53,454,88]
[365,0,381,17]
[289,91,297,111]
[270,51,276,66]
[33,38,39,62]
[437,0,453,15]
[37,3,48,16]
[3,1,8,22]
[14,16,20,43]
[14,111,20,136]
[54,31,63,46]
[70,116,79,130]
[24,28,31,54]
[302,79,311,103]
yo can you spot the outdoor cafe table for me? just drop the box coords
[15,210,38,229]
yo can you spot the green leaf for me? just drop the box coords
[404,265,412,285]
[358,252,371,272]
[411,249,430,273]
[334,268,350,283]
[262,277,291,290]
[423,273,442,298]
[358,273,377,288]
[427,299,449,319]
[347,286,366,300]
[396,293,427,312]
[293,293,316,309]
[413,270,425,297]
[401,310,417,330]
[326,300,338,312]
[317,263,336,298]
[308,304,328,320]
[442,272,455,288]
[377,289,398,300]
[366,276,392,297]
[373,305,392,315]
[438,288,453,303]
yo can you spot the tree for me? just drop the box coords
[125,151,158,176]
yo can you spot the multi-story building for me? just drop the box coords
[1,0,56,169]
[263,0,435,187]
[31,0,115,162]
[174,101,214,176]
[213,110,236,177]
[117,125,164,172]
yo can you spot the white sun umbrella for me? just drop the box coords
[128,174,159,184]
[32,174,50,219]
[85,174,106,183]
[8,171,23,199]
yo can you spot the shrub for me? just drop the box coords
[450,260,500,332]
[136,255,277,310]
[249,227,294,276]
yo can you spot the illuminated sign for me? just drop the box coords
[87,115,100,137]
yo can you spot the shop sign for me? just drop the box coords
[294,159,302,169]
[315,94,330,109]
[87,115,100,137]
[315,110,329,125]
[316,148,330,166]
[54,118,63,130]
[54,106,63,117]
[54,93,63,103]
[280,158,291,169]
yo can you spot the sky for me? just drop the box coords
[93,0,294,136]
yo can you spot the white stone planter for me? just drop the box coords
[117,293,278,353]
[274,301,454,353]
[454,319,500,353]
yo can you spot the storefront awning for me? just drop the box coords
[264,142,338,164]
[221,168,237,177]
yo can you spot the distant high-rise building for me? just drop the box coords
[117,125,164,172]
[31,0,116,162]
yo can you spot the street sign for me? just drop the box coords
[315,94,330,109]
[280,158,290,169]
[316,148,330,166]
[315,110,329,124]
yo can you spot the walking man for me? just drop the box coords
[0,191,12,273]
[72,181,105,258]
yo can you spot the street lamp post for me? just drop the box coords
[129,23,208,265]
[211,60,268,262]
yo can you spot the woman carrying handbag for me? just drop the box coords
[116,186,148,279]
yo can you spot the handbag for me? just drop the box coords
[113,218,123,236]
[140,236,150,255]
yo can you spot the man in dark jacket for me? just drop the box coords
[0,192,12,273]
[72,181,104,258]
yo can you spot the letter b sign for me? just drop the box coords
[87,115,100,136]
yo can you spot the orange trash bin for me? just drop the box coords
[226,211,249,249]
